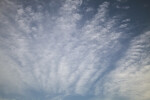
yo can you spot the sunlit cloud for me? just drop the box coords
[0,0,150,100]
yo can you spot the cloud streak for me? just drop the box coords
[0,0,150,100]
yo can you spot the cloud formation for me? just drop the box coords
[0,0,150,100]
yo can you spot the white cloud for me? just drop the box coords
[86,7,94,12]
[116,0,128,3]
[122,18,131,23]
[0,0,149,100]
[0,0,117,95]
[102,31,150,100]
[116,5,130,9]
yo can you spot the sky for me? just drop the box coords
[0,0,150,100]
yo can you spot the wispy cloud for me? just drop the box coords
[0,0,149,100]
[102,31,150,100]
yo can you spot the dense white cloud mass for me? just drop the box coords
[0,0,150,100]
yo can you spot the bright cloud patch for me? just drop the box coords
[0,0,150,100]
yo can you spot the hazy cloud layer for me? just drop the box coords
[0,0,150,100]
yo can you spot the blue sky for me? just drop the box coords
[0,0,150,100]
